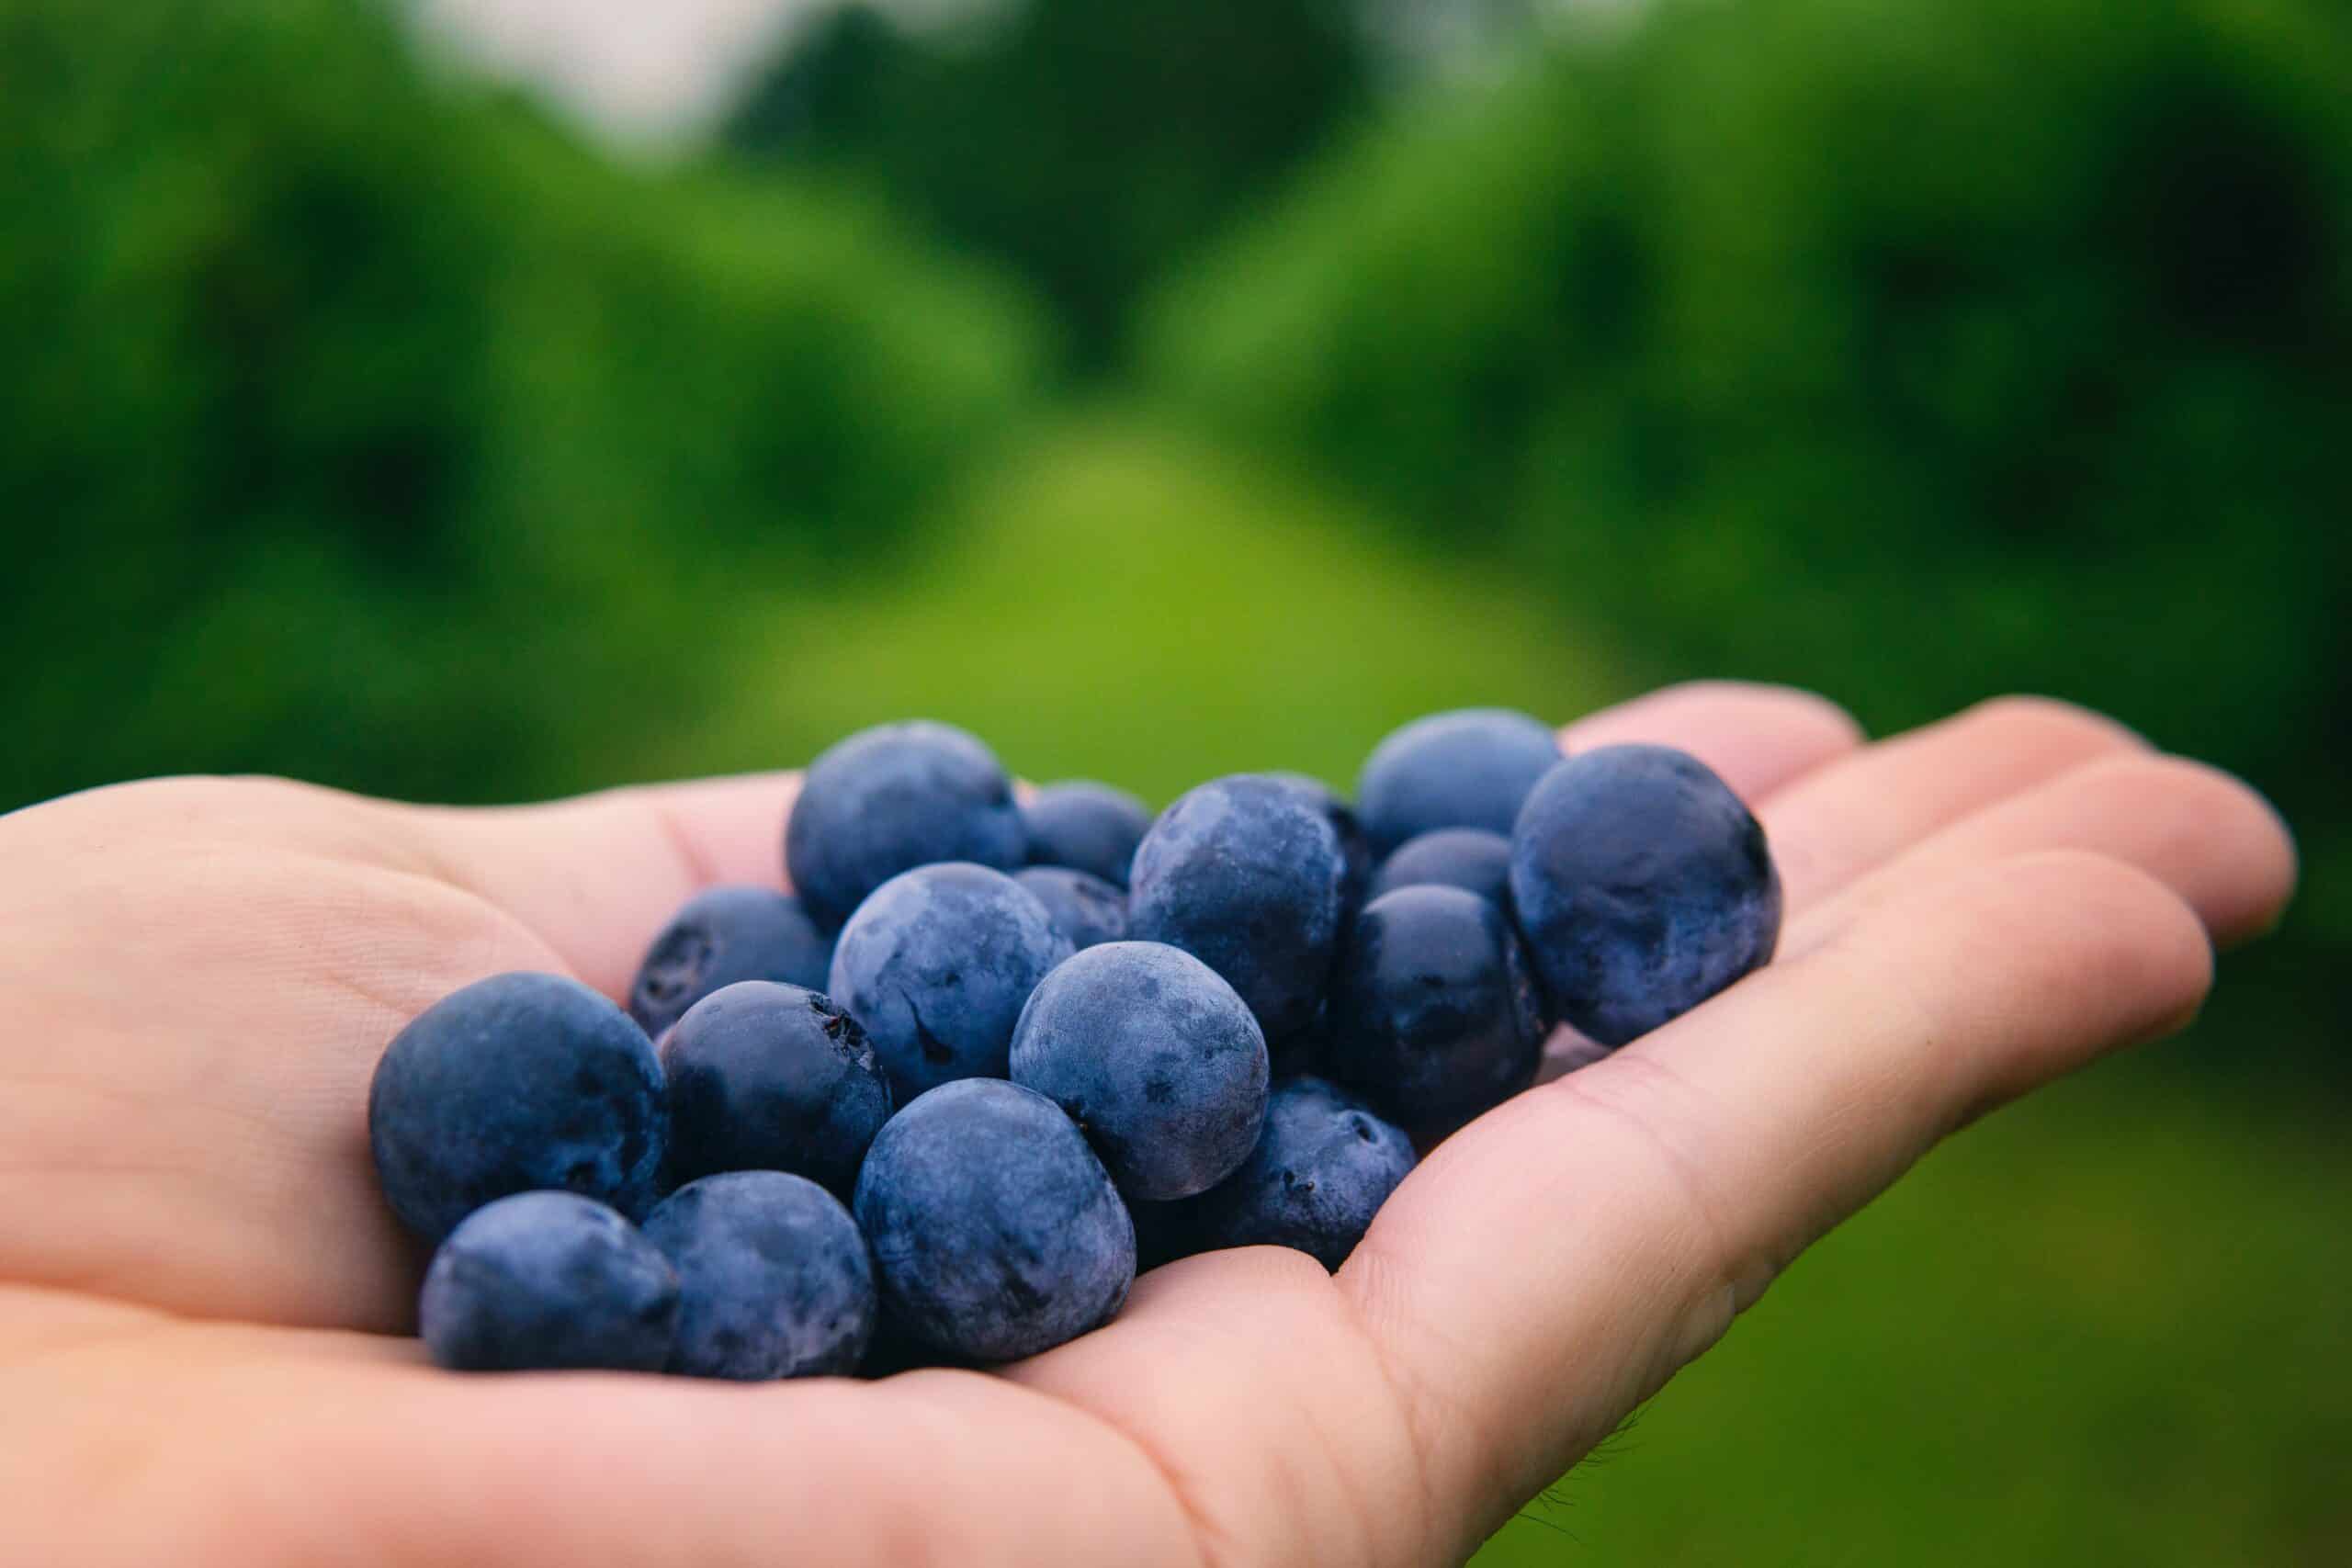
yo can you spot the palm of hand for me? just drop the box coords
[0,686,2293,1567]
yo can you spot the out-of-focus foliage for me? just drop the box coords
[0,0,1045,808]
[1146,0,2352,942]
[724,0,1374,369]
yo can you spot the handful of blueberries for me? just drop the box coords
[368,711,1781,1378]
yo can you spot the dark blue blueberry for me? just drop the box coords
[659,981,892,1194]
[1264,771,1374,913]
[1188,1077,1416,1271]
[369,972,666,1242]
[785,721,1025,930]
[1327,886,1547,1127]
[419,1191,680,1373]
[417,1192,679,1373]
[1128,775,1348,1042]
[1509,742,1782,1047]
[1014,865,1130,951]
[854,1079,1135,1362]
[641,1170,876,1380]
[1023,781,1152,888]
[827,863,1073,1100]
[1356,708,1562,855]
[1366,828,1514,912]
[628,886,834,1038]
[1011,942,1269,1201]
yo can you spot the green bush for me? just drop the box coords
[1146,0,2352,943]
[725,0,1374,370]
[0,0,1046,808]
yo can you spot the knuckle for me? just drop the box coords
[1668,679,1864,740]
[1957,849,2212,997]
[1758,684,1867,749]
[1962,694,2148,758]
[2071,751,2245,811]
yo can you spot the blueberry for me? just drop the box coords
[1509,742,1782,1047]
[1327,886,1547,1126]
[1366,827,1514,912]
[827,863,1073,1100]
[1263,771,1373,912]
[785,721,1025,930]
[854,1079,1135,1362]
[1128,775,1349,1042]
[1014,865,1130,951]
[1011,942,1270,1201]
[1356,708,1562,855]
[641,1170,876,1380]
[628,886,834,1038]
[369,972,666,1242]
[1188,1077,1416,1271]
[419,1191,681,1373]
[1023,781,1152,888]
[659,981,892,1195]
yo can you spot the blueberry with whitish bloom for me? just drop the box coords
[1012,941,1270,1201]
[854,1078,1135,1362]
[642,1170,876,1380]
[1014,865,1130,951]
[1129,774,1349,1043]
[827,863,1073,1100]
[786,721,1025,930]
[1263,771,1373,913]
[658,981,892,1195]
[629,886,834,1039]
[1509,742,1781,1047]
[419,1190,680,1373]
[369,971,667,1242]
[1356,708,1562,855]
[1186,1077,1416,1271]
[1023,781,1152,888]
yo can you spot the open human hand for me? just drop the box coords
[0,684,2294,1566]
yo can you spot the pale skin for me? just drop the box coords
[0,683,2297,1567]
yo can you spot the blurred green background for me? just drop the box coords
[4,0,2344,1559]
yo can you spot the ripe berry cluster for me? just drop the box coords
[368,711,1781,1377]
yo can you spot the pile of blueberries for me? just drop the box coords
[368,711,1781,1378]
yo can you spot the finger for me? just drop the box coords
[400,773,802,999]
[1790,752,2298,955]
[1759,695,2148,914]
[1563,681,1863,804]
[1344,849,2216,1555]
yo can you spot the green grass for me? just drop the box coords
[656,417,2345,1562]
